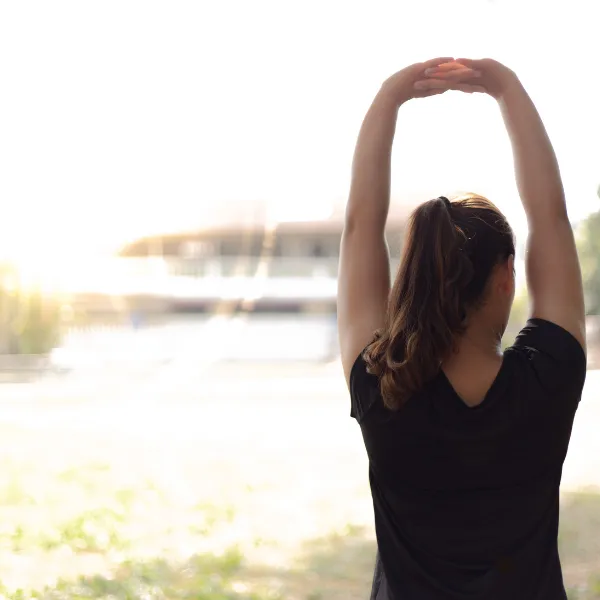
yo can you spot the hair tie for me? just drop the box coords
[438,196,451,210]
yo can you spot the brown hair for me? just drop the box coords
[363,194,515,410]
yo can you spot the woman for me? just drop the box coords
[337,58,586,599]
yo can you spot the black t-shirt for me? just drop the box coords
[349,319,586,600]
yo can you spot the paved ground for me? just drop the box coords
[0,357,598,493]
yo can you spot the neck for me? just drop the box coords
[448,314,504,364]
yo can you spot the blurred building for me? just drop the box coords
[113,204,411,313]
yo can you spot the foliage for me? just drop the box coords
[518,183,600,316]
[502,287,529,348]
[0,264,62,354]
[578,210,600,315]
[11,289,62,354]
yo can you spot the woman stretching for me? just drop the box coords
[337,58,586,599]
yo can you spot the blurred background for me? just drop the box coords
[0,1,599,598]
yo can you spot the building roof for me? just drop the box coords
[118,198,417,256]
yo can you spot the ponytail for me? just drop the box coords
[363,195,514,409]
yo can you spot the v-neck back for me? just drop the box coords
[439,353,509,410]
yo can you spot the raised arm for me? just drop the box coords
[450,59,586,350]
[337,58,483,385]
[499,73,586,349]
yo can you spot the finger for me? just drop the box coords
[421,56,455,70]
[421,88,446,97]
[425,67,481,80]
[415,78,471,91]
[455,58,481,70]
[450,83,487,93]
[424,61,463,73]
[415,77,487,94]
[414,78,450,91]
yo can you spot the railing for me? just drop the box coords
[55,256,401,304]
[164,256,340,278]
[113,256,401,279]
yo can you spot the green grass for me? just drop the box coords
[561,490,600,599]
[0,548,280,600]
[40,507,129,553]
[0,411,599,599]
[560,490,600,562]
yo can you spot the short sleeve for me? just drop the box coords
[349,352,379,423]
[510,318,586,403]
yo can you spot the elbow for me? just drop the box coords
[526,198,570,228]
[343,209,387,235]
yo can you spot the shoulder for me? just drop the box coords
[507,318,586,400]
[510,318,586,364]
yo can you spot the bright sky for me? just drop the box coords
[1,0,599,267]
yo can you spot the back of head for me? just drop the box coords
[364,194,515,410]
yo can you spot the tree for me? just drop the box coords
[0,264,61,355]
[578,186,600,314]
[503,287,529,348]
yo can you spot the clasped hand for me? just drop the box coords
[384,57,516,104]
